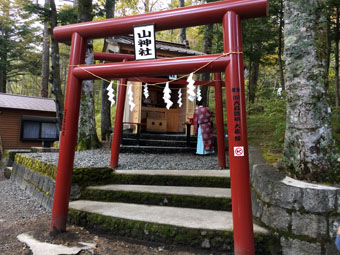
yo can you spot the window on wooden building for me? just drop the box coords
[21,115,58,141]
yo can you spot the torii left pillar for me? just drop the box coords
[50,32,86,233]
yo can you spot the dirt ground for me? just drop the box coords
[0,173,222,255]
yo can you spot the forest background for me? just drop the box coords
[1,0,340,183]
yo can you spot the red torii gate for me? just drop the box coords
[51,1,268,254]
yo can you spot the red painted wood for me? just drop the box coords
[50,33,87,233]
[94,52,135,61]
[54,0,267,42]
[223,11,254,254]
[73,54,230,80]
[214,73,227,169]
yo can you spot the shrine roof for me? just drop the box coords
[107,36,204,56]
[0,93,56,112]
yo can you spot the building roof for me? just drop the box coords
[107,36,204,56]
[0,93,56,112]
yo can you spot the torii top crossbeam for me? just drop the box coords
[51,1,268,255]
[54,0,267,42]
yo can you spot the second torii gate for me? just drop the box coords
[50,1,268,254]
[93,52,227,169]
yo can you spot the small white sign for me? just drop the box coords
[169,75,178,80]
[133,24,156,60]
[234,146,244,157]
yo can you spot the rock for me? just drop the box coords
[292,212,327,239]
[280,237,321,255]
[201,239,210,249]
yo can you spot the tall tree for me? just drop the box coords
[199,0,217,107]
[277,0,285,90]
[200,23,213,107]
[242,2,277,103]
[101,0,115,141]
[77,0,101,149]
[50,0,64,132]
[283,0,339,181]
[334,1,340,108]
[178,0,186,44]
[0,0,39,93]
[40,0,49,98]
[24,0,66,130]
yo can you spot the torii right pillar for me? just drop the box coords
[223,11,255,254]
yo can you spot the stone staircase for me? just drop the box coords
[119,132,198,153]
[68,169,279,254]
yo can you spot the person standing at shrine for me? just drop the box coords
[193,102,215,155]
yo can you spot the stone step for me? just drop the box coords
[119,145,196,154]
[115,170,230,177]
[82,184,232,211]
[68,200,277,253]
[121,138,196,147]
[111,170,230,188]
[122,132,197,142]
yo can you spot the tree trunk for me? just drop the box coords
[77,0,101,150]
[200,23,214,107]
[50,0,64,133]
[335,5,340,108]
[100,0,116,141]
[40,0,49,98]
[144,0,150,13]
[283,0,338,181]
[178,0,186,44]
[0,27,7,93]
[0,61,6,93]
[105,0,115,18]
[278,0,285,90]
[248,59,259,104]
[101,81,112,140]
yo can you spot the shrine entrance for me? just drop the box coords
[50,1,268,254]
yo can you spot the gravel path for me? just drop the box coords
[25,149,229,170]
[0,153,225,255]
[0,170,50,254]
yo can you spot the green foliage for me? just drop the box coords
[247,96,286,154]
[58,5,78,25]
[0,0,42,92]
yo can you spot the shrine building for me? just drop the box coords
[102,36,204,134]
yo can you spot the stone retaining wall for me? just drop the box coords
[249,147,339,255]
[4,152,114,211]
[10,161,55,210]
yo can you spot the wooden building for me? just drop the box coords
[103,36,203,133]
[0,93,58,150]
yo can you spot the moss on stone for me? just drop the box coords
[81,188,231,211]
[72,167,114,187]
[110,173,230,188]
[14,154,57,179]
[67,208,277,253]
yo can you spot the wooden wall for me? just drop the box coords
[0,108,56,150]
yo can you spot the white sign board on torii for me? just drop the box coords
[133,24,156,60]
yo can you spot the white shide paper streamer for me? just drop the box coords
[143,83,149,99]
[187,72,196,102]
[162,82,173,110]
[177,88,182,108]
[128,84,136,111]
[106,81,115,107]
[196,86,202,102]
